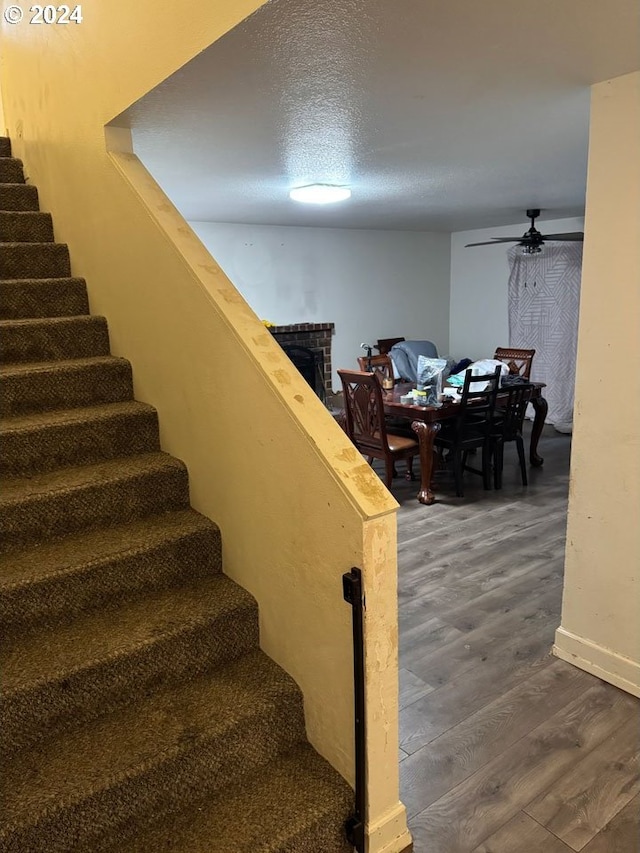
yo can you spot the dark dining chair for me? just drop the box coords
[493,382,535,488]
[493,347,536,380]
[375,337,405,355]
[338,369,419,489]
[434,366,502,497]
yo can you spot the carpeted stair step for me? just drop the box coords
[0,400,160,476]
[0,157,25,183]
[0,277,89,319]
[0,508,221,630]
[0,355,133,417]
[0,211,55,242]
[0,242,71,279]
[99,742,353,853]
[0,451,190,551]
[0,183,39,211]
[0,315,110,363]
[0,136,11,156]
[1,573,259,757]
[1,650,306,853]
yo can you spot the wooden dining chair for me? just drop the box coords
[338,369,419,489]
[493,383,535,488]
[434,367,502,497]
[356,354,416,436]
[357,353,393,383]
[493,347,536,379]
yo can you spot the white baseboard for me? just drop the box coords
[553,626,640,698]
[367,801,413,853]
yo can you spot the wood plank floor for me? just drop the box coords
[386,425,640,853]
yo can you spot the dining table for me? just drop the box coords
[383,381,548,505]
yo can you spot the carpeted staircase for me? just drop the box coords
[0,137,353,853]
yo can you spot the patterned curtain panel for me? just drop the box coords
[507,243,583,431]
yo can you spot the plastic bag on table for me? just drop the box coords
[416,356,449,406]
[450,358,509,389]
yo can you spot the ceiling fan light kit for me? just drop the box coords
[465,208,584,250]
[521,242,543,255]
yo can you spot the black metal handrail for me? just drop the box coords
[343,567,365,853]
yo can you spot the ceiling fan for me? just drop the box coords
[465,209,584,254]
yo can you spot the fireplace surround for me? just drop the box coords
[269,323,334,396]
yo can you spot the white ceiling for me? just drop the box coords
[119,0,640,232]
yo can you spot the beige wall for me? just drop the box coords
[0,3,410,850]
[555,71,640,696]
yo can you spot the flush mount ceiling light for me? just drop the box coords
[289,184,351,204]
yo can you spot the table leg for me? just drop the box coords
[530,396,548,467]
[412,421,440,504]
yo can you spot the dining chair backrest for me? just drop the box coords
[357,354,393,382]
[375,337,405,355]
[493,347,536,379]
[338,369,389,454]
[496,382,535,440]
[456,366,502,430]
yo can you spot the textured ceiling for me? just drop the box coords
[118,0,640,231]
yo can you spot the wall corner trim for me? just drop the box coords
[553,626,640,698]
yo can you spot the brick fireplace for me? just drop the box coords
[269,323,335,396]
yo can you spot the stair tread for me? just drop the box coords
[0,313,110,364]
[0,240,66,248]
[0,276,86,286]
[0,398,154,433]
[0,211,54,242]
[0,184,39,211]
[0,450,185,504]
[1,572,255,695]
[2,649,301,830]
[0,354,129,378]
[0,242,71,279]
[0,278,89,320]
[0,314,105,330]
[101,742,353,853]
[0,507,216,592]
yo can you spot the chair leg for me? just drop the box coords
[452,450,464,497]
[481,441,492,490]
[516,436,528,486]
[384,458,395,489]
[405,455,416,481]
[378,458,398,477]
[494,440,504,489]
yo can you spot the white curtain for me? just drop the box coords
[507,243,582,432]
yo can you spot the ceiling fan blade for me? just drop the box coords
[464,238,522,247]
[541,232,584,241]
